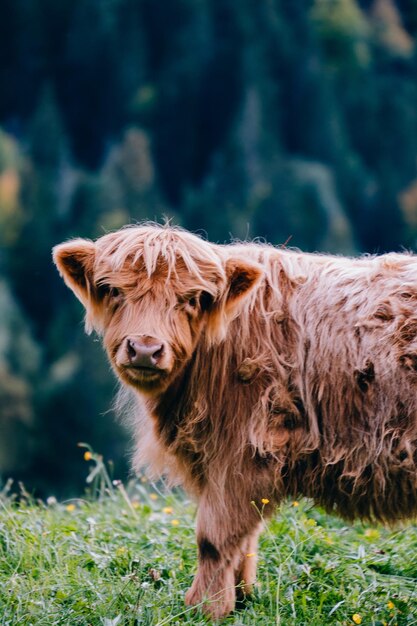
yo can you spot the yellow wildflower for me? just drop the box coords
[149,493,158,501]
[246,552,256,558]
[163,506,173,514]
[66,504,76,512]
[83,451,92,461]
[292,501,299,507]
[261,498,269,505]
[387,601,395,610]
[171,519,180,526]
[352,614,362,624]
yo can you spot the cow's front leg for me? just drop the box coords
[234,523,262,600]
[185,492,260,619]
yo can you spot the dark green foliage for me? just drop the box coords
[1,0,417,493]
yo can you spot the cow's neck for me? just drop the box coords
[147,358,197,445]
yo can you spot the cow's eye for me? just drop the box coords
[98,284,123,303]
[187,295,198,309]
[181,292,213,313]
[109,287,120,299]
[181,293,200,314]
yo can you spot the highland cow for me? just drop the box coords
[53,224,417,619]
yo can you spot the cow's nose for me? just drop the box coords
[126,337,164,368]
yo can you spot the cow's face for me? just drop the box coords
[53,229,262,396]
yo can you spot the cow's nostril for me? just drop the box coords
[127,339,137,360]
[152,345,164,361]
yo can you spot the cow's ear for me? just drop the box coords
[53,239,96,306]
[205,258,263,344]
[224,258,263,307]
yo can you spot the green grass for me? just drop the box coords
[1,463,417,625]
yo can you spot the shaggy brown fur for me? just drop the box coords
[53,224,417,619]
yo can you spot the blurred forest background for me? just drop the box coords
[1,0,417,496]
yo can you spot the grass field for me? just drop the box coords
[1,454,417,625]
